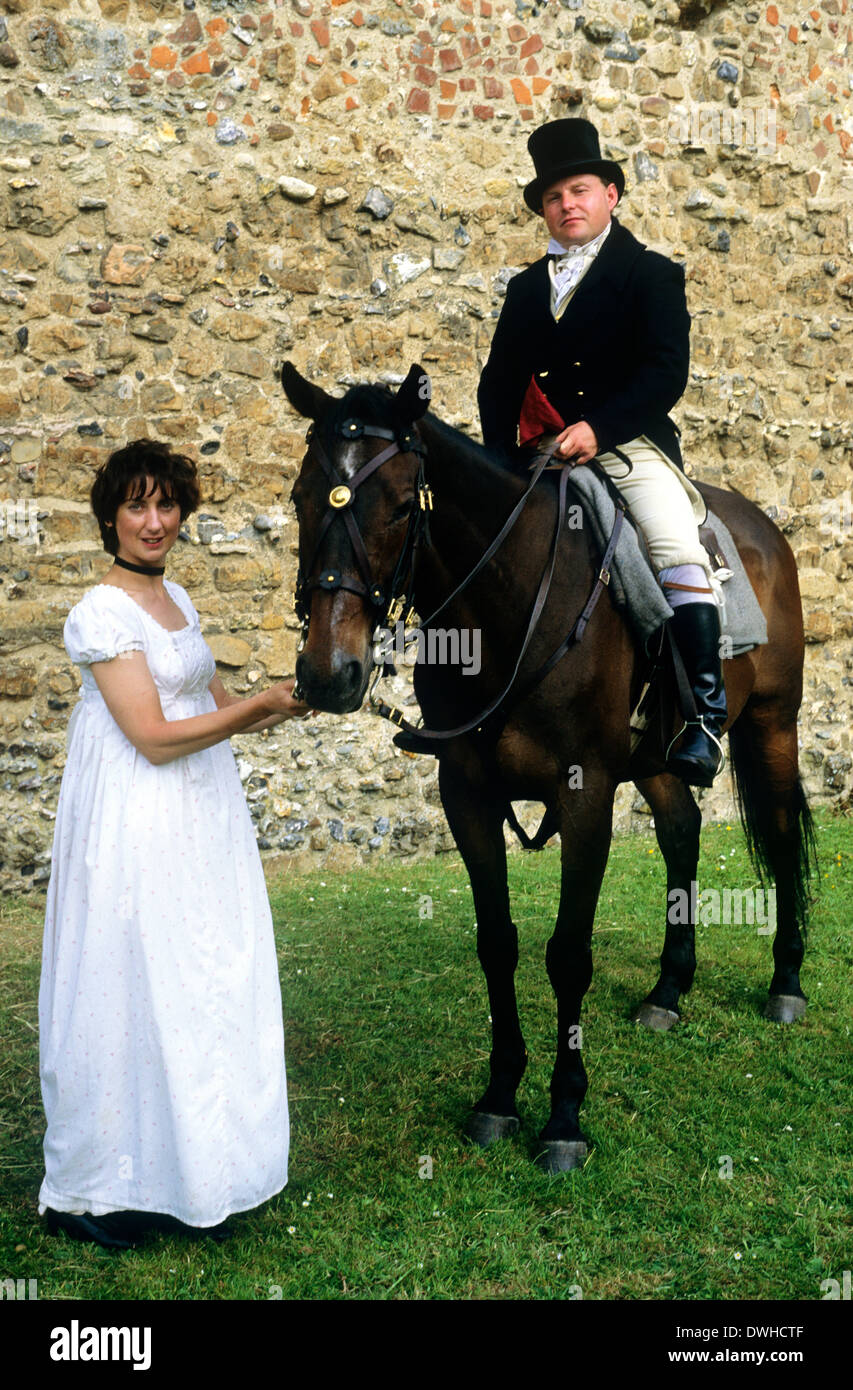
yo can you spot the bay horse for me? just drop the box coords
[280,361,816,1174]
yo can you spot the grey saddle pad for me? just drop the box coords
[564,465,768,657]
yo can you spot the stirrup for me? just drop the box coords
[665,718,726,777]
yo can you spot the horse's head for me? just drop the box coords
[281,361,432,713]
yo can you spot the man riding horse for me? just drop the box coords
[478,118,727,789]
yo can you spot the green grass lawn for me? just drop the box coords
[1,811,850,1301]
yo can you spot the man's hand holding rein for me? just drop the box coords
[555,420,599,465]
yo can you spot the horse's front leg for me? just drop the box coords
[438,755,527,1146]
[539,768,616,1174]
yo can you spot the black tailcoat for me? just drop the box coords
[477,216,690,468]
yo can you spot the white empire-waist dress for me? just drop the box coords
[38,580,288,1227]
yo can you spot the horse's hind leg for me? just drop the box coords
[438,757,527,1145]
[632,773,702,1031]
[728,708,816,1022]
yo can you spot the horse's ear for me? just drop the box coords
[280,361,335,421]
[394,363,431,424]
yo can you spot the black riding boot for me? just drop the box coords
[666,601,728,788]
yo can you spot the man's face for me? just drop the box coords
[541,174,619,249]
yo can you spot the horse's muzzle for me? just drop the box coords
[294,649,371,714]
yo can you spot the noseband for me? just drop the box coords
[294,416,433,649]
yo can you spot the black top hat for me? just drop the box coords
[523,118,625,213]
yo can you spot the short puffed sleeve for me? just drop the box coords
[64,588,146,667]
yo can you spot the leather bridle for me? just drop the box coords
[293,417,433,653]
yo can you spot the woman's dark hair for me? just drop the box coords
[91,439,201,555]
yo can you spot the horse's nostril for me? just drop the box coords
[324,646,367,694]
[343,658,363,693]
[294,648,369,713]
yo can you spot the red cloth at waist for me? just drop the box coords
[518,376,566,448]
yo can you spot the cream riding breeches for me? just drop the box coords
[594,435,709,574]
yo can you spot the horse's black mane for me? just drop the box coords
[328,380,516,487]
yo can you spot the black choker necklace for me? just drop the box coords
[114,556,166,577]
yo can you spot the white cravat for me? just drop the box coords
[547,221,611,320]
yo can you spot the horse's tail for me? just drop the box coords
[726,718,818,937]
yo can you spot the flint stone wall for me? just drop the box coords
[1,0,851,893]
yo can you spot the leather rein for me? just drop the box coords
[294,418,626,744]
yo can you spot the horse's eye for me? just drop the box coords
[391,498,414,524]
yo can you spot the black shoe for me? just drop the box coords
[46,1208,139,1251]
[665,602,728,788]
[202,1221,233,1244]
[146,1214,234,1243]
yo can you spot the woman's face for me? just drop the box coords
[113,476,181,566]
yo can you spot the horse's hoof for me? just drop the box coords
[535,1140,589,1175]
[633,1003,679,1032]
[463,1111,520,1148]
[763,993,806,1024]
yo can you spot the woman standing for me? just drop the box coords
[39,439,309,1249]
